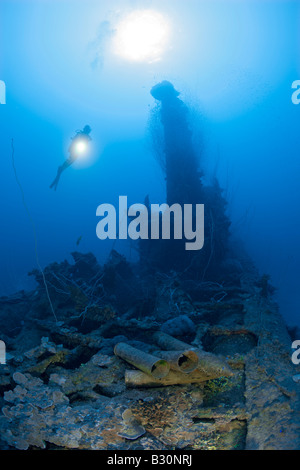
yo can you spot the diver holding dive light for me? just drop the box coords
[50,125,92,191]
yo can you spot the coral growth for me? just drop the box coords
[0,246,299,450]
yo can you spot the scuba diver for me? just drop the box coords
[50,125,92,191]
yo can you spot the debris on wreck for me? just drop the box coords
[152,349,199,374]
[0,82,299,451]
[124,367,232,388]
[114,342,170,379]
[114,332,232,387]
[0,248,299,450]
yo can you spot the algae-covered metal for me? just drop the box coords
[153,349,199,373]
[114,342,170,378]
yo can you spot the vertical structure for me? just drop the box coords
[145,81,230,277]
[150,81,202,207]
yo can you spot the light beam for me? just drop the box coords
[113,10,170,63]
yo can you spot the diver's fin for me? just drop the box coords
[50,175,60,190]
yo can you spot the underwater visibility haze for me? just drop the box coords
[1,0,299,326]
[0,0,299,452]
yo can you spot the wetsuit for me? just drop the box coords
[50,131,91,191]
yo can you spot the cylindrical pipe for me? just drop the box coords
[114,342,170,379]
[153,349,198,373]
[153,331,195,351]
[196,350,233,378]
[153,332,233,378]
[125,369,209,388]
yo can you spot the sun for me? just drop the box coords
[113,10,170,63]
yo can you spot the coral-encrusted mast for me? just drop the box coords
[148,81,231,275]
[150,81,203,207]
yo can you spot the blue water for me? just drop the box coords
[0,0,299,327]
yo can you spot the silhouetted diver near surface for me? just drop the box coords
[50,125,92,191]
